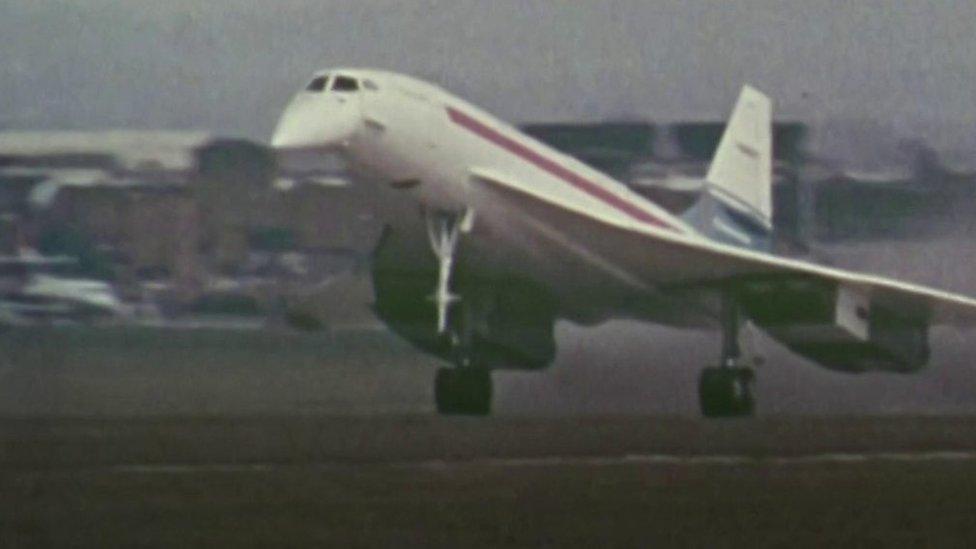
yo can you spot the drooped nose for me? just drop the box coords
[271,93,360,153]
[271,100,325,151]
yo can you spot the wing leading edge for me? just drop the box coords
[470,167,976,327]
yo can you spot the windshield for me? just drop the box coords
[331,76,359,92]
[306,75,328,92]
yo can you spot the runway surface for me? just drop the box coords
[5,416,976,547]
[3,326,976,546]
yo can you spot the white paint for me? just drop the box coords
[107,450,976,475]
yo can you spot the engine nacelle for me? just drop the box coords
[371,227,556,370]
[741,281,930,373]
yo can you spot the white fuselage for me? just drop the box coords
[273,69,711,326]
[271,70,976,391]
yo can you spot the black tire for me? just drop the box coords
[435,367,492,416]
[699,366,755,418]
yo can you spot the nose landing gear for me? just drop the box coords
[435,366,492,416]
[425,210,463,335]
[425,208,493,416]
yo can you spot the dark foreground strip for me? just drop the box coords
[106,450,976,475]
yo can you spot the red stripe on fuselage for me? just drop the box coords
[446,106,678,231]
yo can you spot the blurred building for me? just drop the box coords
[0,133,260,306]
[0,130,386,324]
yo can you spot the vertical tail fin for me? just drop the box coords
[705,85,773,228]
[685,85,773,250]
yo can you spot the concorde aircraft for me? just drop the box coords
[272,69,976,417]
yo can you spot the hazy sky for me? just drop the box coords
[2,0,975,157]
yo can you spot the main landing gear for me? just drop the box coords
[425,208,493,416]
[699,295,756,418]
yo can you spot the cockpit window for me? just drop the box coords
[331,76,359,92]
[306,75,328,92]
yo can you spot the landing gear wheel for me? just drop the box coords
[700,294,757,418]
[698,366,755,418]
[435,367,492,416]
